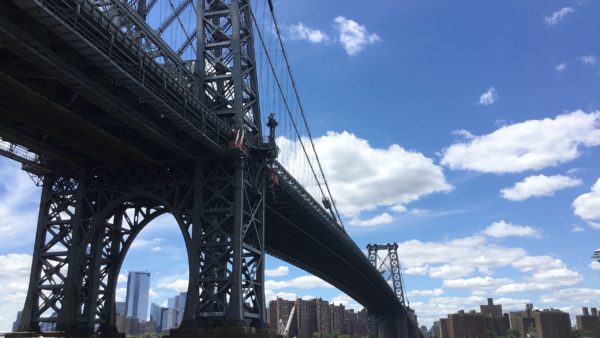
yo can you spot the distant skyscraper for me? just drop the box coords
[125,272,150,321]
[115,302,126,316]
[12,311,22,332]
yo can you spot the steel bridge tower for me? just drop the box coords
[367,243,410,338]
[8,0,275,337]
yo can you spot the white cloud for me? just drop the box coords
[407,288,444,297]
[556,63,567,72]
[573,178,600,227]
[478,87,499,106]
[0,253,33,331]
[149,289,159,299]
[443,277,512,289]
[540,288,600,303]
[115,287,127,302]
[278,131,451,223]
[287,23,329,43]
[497,262,583,294]
[157,278,188,293]
[396,236,527,279]
[512,255,564,272]
[265,290,297,302]
[545,7,575,26]
[571,224,585,232]
[589,261,600,270]
[118,273,128,283]
[429,264,475,279]
[404,266,429,275]
[501,175,581,201]
[441,110,600,174]
[265,266,289,277]
[333,17,381,56]
[579,55,597,65]
[0,160,41,249]
[266,275,333,290]
[330,294,362,310]
[483,220,541,239]
[349,212,394,226]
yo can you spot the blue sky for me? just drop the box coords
[1,0,600,331]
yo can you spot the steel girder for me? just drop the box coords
[15,159,268,336]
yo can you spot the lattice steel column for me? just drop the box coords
[367,243,410,338]
[16,175,81,333]
[197,0,262,135]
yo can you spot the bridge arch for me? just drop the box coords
[73,192,193,334]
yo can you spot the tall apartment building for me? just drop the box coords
[480,298,502,317]
[315,298,331,337]
[268,298,295,334]
[439,298,507,338]
[439,318,449,338]
[576,307,600,338]
[296,298,317,338]
[12,311,22,332]
[533,309,572,338]
[330,303,345,334]
[125,271,150,321]
[508,303,535,338]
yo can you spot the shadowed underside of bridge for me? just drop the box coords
[0,0,402,321]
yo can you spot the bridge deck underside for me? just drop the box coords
[0,0,403,317]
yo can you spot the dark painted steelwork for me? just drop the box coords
[0,0,408,336]
[367,243,411,338]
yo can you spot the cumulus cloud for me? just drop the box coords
[157,278,188,293]
[0,253,33,330]
[579,55,597,66]
[540,288,600,304]
[496,261,583,294]
[350,212,393,226]
[478,87,499,106]
[556,63,567,72]
[265,266,289,277]
[265,290,297,302]
[278,131,451,224]
[333,17,381,56]
[501,175,582,201]
[590,261,600,270]
[331,294,362,310]
[545,7,574,26]
[443,277,513,289]
[266,275,333,290]
[287,23,330,43]
[573,178,600,228]
[118,273,128,284]
[407,288,444,297]
[441,110,600,174]
[483,220,542,239]
[395,236,527,279]
[0,160,41,249]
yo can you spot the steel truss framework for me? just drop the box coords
[367,244,409,338]
[16,158,268,336]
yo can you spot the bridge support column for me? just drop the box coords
[10,174,85,336]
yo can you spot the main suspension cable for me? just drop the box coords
[265,0,344,228]
[249,9,330,212]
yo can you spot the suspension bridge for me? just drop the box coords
[0,0,421,337]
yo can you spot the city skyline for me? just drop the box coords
[0,0,599,333]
